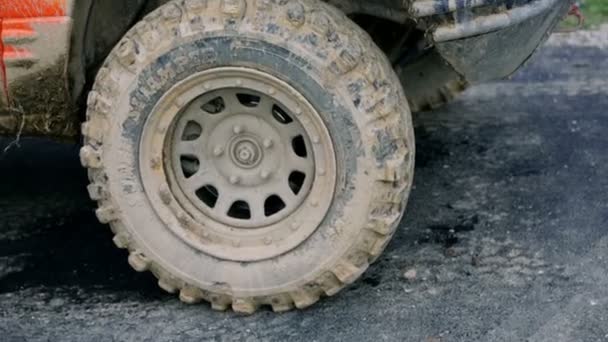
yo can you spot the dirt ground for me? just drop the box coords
[1,29,608,342]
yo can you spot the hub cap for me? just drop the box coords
[170,86,315,228]
[139,67,336,261]
[231,136,261,169]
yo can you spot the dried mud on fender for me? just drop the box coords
[0,60,78,139]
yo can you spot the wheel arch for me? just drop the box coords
[68,0,416,130]
[68,0,167,118]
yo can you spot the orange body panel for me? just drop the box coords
[0,0,67,18]
[0,0,70,107]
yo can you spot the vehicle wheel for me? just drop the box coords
[80,0,414,313]
[396,50,468,112]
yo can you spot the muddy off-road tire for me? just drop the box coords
[80,0,414,313]
[396,50,468,112]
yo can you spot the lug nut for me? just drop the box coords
[175,97,186,107]
[260,170,271,180]
[263,138,274,149]
[233,125,243,134]
[150,157,161,170]
[213,146,224,157]
[159,185,172,205]
[229,175,240,184]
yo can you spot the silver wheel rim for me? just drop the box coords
[139,67,337,262]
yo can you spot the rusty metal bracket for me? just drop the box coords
[411,0,498,17]
[556,3,585,32]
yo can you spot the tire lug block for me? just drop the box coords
[158,278,179,294]
[179,287,203,304]
[232,299,257,315]
[128,252,150,272]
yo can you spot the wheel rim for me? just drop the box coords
[139,67,337,262]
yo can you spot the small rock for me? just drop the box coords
[531,259,546,267]
[504,265,523,273]
[502,270,527,287]
[445,247,457,257]
[49,298,65,307]
[484,256,508,265]
[444,247,466,258]
[475,266,494,274]
[518,268,536,276]
[478,243,501,257]
[420,269,433,281]
[471,254,481,267]
[510,256,532,266]
[403,269,417,282]
[507,249,522,258]
[435,269,458,283]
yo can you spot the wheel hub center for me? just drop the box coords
[230,136,263,169]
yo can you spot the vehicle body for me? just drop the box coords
[0,0,571,137]
[0,0,573,312]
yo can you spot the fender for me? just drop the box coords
[0,0,77,138]
[0,0,154,139]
